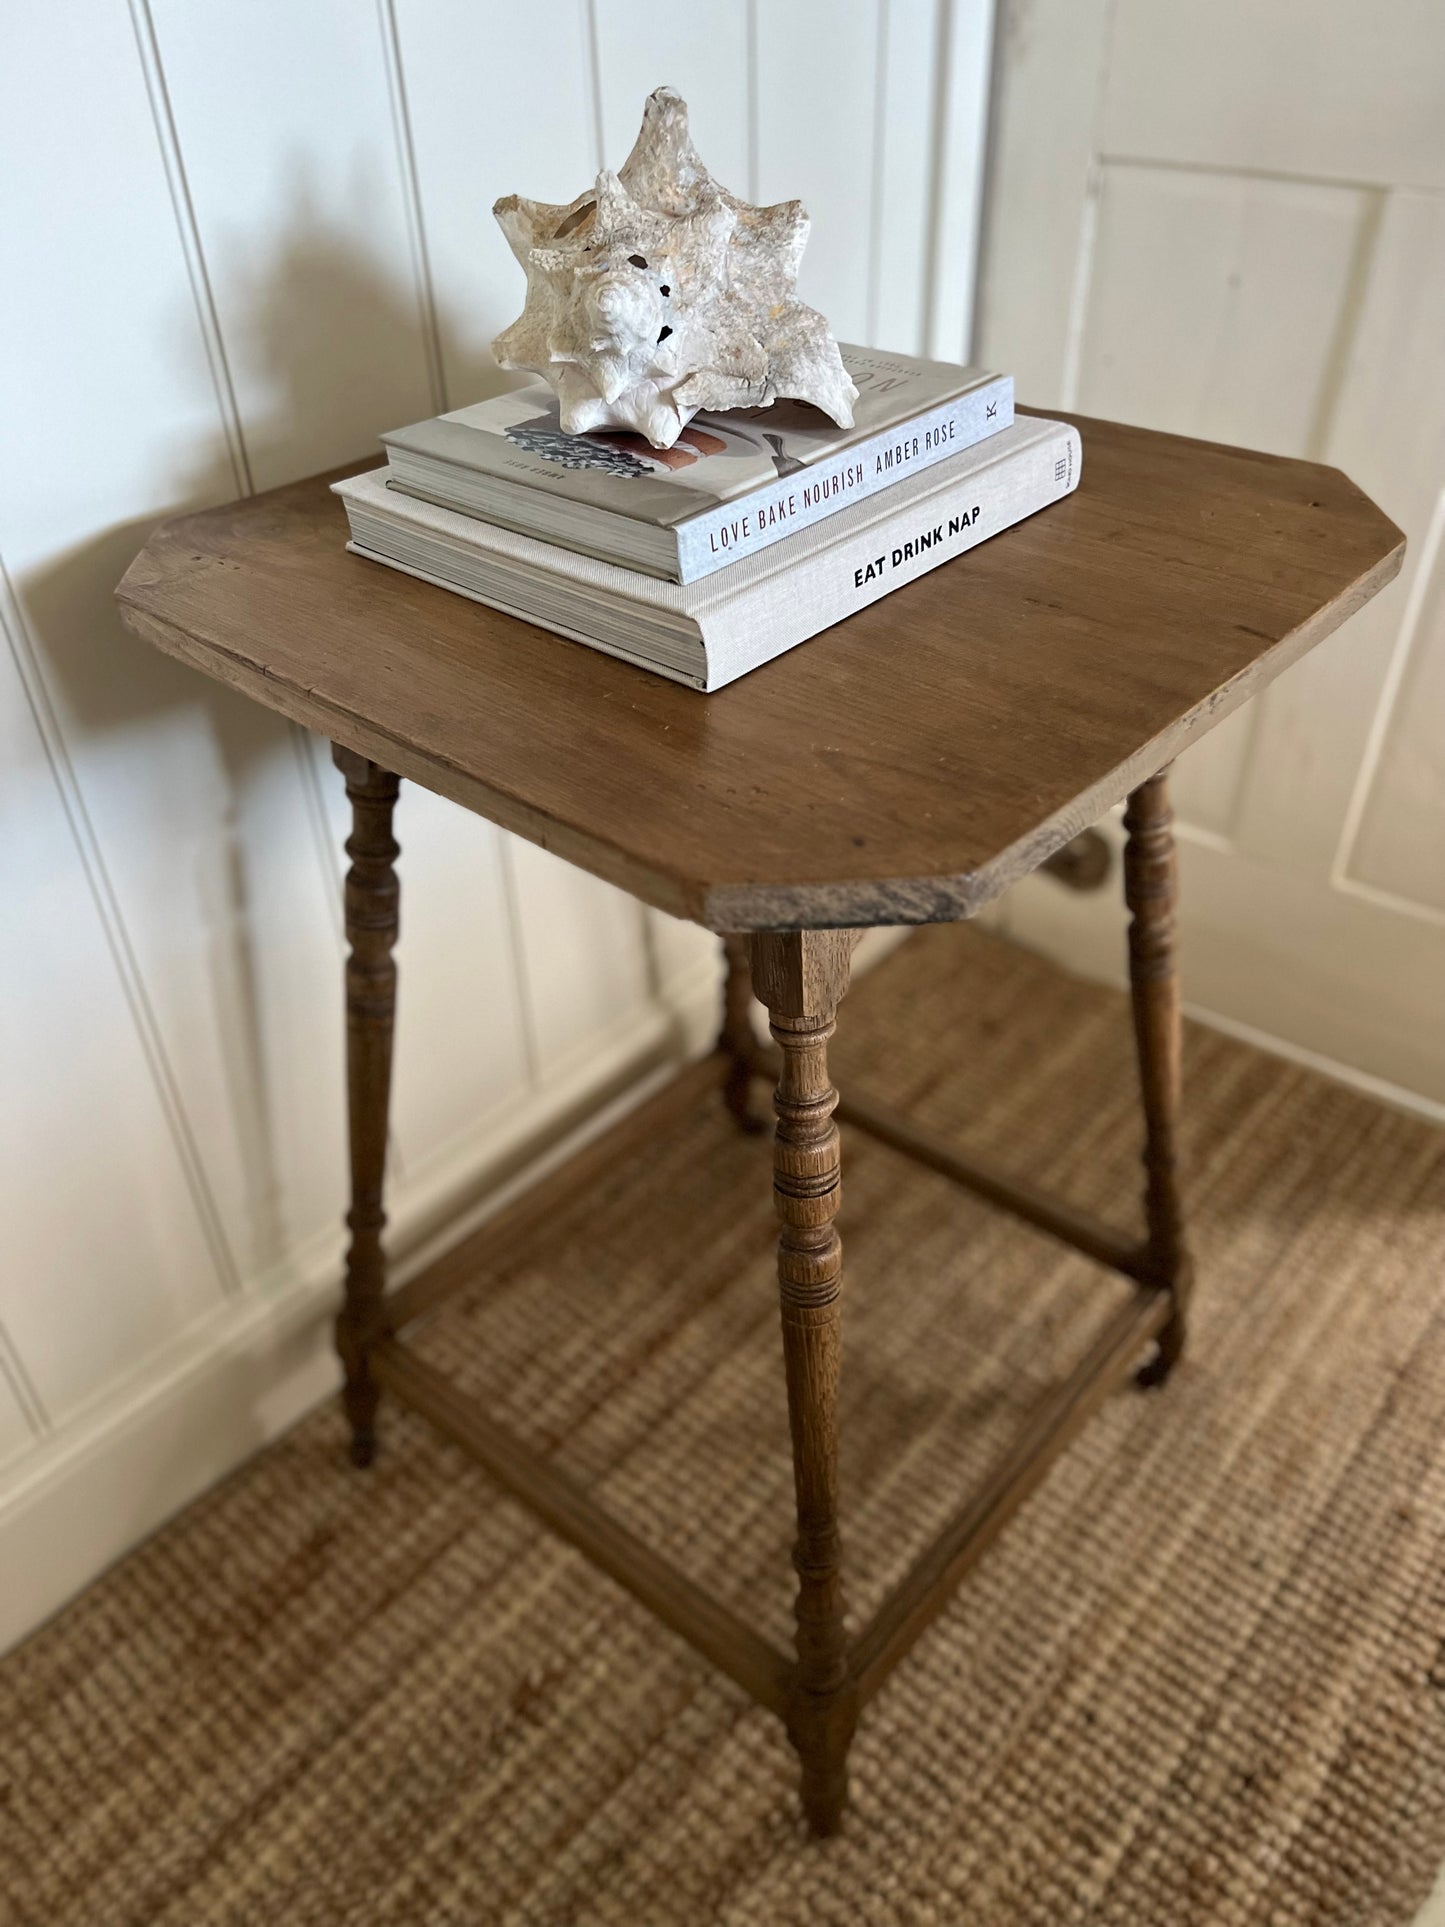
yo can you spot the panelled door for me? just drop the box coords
[976,0,1445,1108]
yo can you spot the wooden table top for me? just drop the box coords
[116,414,1402,931]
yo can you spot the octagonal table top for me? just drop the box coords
[116,412,1402,931]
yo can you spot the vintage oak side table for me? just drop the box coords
[117,416,1402,1835]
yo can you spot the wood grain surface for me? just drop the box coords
[749,931,856,1834]
[1124,769,1192,1386]
[116,416,1403,930]
[332,747,401,1469]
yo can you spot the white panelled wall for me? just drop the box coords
[0,1,993,1647]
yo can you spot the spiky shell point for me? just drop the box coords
[491,88,858,450]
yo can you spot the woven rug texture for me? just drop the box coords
[2,926,1443,1926]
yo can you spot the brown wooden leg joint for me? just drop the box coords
[718,933,768,1133]
[334,1309,380,1468]
[748,930,860,1834]
[1124,767,1191,1388]
[333,744,401,1467]
[787,1677,859,1837]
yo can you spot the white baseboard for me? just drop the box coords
[1000,864,1445,1129]
[1174,999,1445,1129]
[999,812,1445,1118]
[0,925,933,1655]
[0,977,719,1656]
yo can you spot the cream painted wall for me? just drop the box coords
[0,0,994,1649]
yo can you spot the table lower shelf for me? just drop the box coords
[365,1048,1170,1721]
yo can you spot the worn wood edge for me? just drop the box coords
[370,1339,794,1717]
[113,594,710,924]
[699,537,1405,931]
[375,1053,723,1337]
[833,1088,1147,1277]
[117,513,1403,936]
[1022,404,1369,483]
[746,928,858,1016]
[849,1289,1170,1703]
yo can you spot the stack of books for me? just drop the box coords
[335,346,1080,692]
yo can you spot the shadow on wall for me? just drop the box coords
[16,176,508,1283]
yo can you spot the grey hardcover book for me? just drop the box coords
[380,345,1013,584]
[335,416,1080,693]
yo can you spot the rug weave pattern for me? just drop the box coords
[3,927,1443,1925]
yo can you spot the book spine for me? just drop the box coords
[699,422,1080,692]
[674,375,1015,584]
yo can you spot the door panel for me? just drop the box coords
[979,0,1445,1106]
[1343,502,1445,916]
[1079,166,1373,456]
[1100,0,1445,189]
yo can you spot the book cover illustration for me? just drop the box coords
[384,347,1006,528]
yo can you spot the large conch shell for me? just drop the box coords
[491,87,858,450]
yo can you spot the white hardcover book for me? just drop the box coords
[335,417,1081,693]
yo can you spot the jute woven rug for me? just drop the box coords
[4,927,1444,1927]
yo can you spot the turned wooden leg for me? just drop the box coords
[333,745,401,1466]
[749,930,858,1836]
[1123,769,1191,1387]
[717,934,767,1134]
